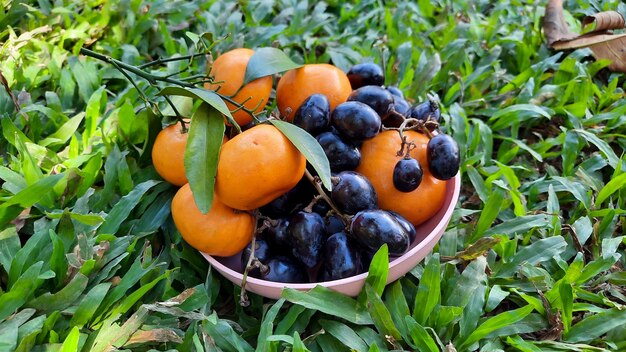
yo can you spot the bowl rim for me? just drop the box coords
[202,172,461,289]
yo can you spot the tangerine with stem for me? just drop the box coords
[207,48,272,126]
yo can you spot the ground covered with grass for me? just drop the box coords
[1,0,625,351]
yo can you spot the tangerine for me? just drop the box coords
[276,64,352,122]
[171,184,255,256]
[207,48,272,126]
[215,124,306,210]
[152,122,189,186]
[356,130,446,226]
[152,122,228,186]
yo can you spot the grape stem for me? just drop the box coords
[239,213,269,307]
[303,169,352,226]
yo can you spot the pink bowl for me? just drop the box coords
[201,173,461,300]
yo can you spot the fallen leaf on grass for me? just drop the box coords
[125,328,183,346]
[543,0,626,72]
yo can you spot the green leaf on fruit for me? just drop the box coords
[244,47,302,85]
[157,86,239,132]
[185,103,225,214]
[269,119,332,191]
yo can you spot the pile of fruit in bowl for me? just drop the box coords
[152,48,461,299]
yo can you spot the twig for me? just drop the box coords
[138,53,206,69]
[79,48,261,123]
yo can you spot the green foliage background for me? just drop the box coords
[1,0,625,351]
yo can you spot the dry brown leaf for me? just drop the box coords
[543,0,578,46]
[125,328,183,346]
[544,0,626,72]
[583,11,625,32]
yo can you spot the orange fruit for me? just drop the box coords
[152,122,228,186]
[207,48,272,126]
[215,124,306,210]
[171,184,255,256]
[356,130,446,226]
[152,122,189,186]
[276,64,352,121]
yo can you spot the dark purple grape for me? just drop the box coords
[263,218,290,250]
[427,134,460,180]
[392,157,423,192]
[262,256,308,283]
[388,211,417,245]
[325,214,346,236]
[392,96,411,116]
[330,171,378,215]
[316,132,361,172]
[410,100,441,123]
[350,209,410,256]
[347,63,384,89]
[347,85,394,120]
[386,86,404,99]
[293,94,331,136]
[331,101,381,141]
[318,232,363,281]
[288,211,327,268]
[260,178,314,218]
[312,198,332,216]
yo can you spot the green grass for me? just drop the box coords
[1,0,625,351]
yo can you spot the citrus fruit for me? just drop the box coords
[356,130,446,226]
[152,122,189,186]
[215,124,306,210]
[152,122,228,186]
[276,64,352,121]
[171,184,255,256]
[207,48,272,126]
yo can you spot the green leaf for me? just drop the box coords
[364,244,389,296]
[27,271,88,312]
[484,214,551,237]
[184,103,225,214]
[575,129,620,169]
[365,283,402,342]
[559,281,574,333]
[1,173,63,209]
[564,308,626,343]
[444,256,487,308]
[49,229,68,286]
[0,227,20,275]
[413,253,441,325]
[384,281,410,338]
[202,314,254,352]
[39,112,85,147]
[157,86,238,130]
[319,320,369,352]
[0,262,44,321]
[489,104,552,130]
[292,331,309,352]
[97,180,160,235]
[269,120,332,190]
[256,299,285,352]
[282,286,373,325]
[405,316,439,352]
[70,283,111,328]
[471,187,505,241]
[60,326,81,352]
[457,305,534,351]
[496,236,568,277]
[244,47,302,85]
[595,172,626,207]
